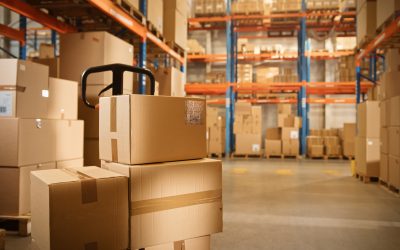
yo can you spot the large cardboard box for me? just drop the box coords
[99,95,206,164]
[265,128,281,140]
[0,162,55,215]
[343,141,355,157]
[308,145,324,157]
[282,139,299,156]
[55,158,83,169]
[278,104,291,114]
[381,72,400,99]
[148,0,163,32]
[356,1,377,46]
[60,32,134,88]
[145,236,210,250]
[155,67,185,97]
[31,167,129,250]
[357,101,380,138]
[381,127,389,154]
[265,139,282,156]
[84,138,100,167]
[47,77,78,120]
[355,137,380,177]
[390,96,400,126]
[0,118,56,166]
[163,8,187,49]
[235,102,252,115]
[101,159,222,249]
[0,59,49,118]
[388,156,400,188]
[343,123,356,142]
[55,120,84,161]
[281,127,299,140]
[380,100,389,127]
[389,127,400,157]
[164,0,188,16]
[32,58,60,78]
[377,0,400,28]
[384,49,400,73]
[235,134,262,155]
[380,153,389,183]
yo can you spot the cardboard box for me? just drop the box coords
[56,158,84,169]
[0,59,49,118]
[235,102,252,115]
[307,136,324,145]
[155,67,185,97]
[384,49,400,73]
[324,136,340,146]
[148,0,163,32]
[47,77,78,120]
[326,145,342,156]
[282,139,299,156]
[308,145,324,157]
[101,159,222,249]
[343,141,355,157]
[390,96,400,126]
[281,127,299,140]
[164,0,188,16]
[377,0,400,28]
[389,127,400,157]
[39,44,54,59]
[278,104,291,114]
[381,127,389,154]
[235,134,261,155]
[277,114,287,127]
[0,118,56,166]
[265,128,281,140]
[388,156,400,188]
[380,153,389,183]
[357,101,380,138]
[381,72,400,99]
[163,9,187,49]
[31,167,129,250]
[380,99,390,127]
[0,162,55,215]
[343,123,356,142]
[356,1,376,46]
[145,236,210,250]
[55,120,84,161]
[265,139,282,156]
[99,95,206,164]
[60,32,134,88]
[84,138,100,167]
[32,58,60,78]
[355,137,380,177]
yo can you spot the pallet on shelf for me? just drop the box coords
[355,173,379,184]
[0,214,31,237]
[112,0,145,25]
[166,41,186,57]
[379,180,400,196]
[146,21,165,42]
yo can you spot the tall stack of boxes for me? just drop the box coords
[0,59,83,217]
[207,106,226,156]
[59,31,134,166]
[355,101,380,177]
[234,102,262,155]
[336,56,356,81]
[356,0,376,47]
[237,64,253,83]
[380,48,400,190]
[278,104,301,157]
[265,128,282,157]
[163,0,188,50]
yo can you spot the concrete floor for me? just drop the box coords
[5,159,400,250]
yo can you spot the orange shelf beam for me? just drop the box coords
[0,0,76,34]
[0,23,25,44]
[206,97,356,104]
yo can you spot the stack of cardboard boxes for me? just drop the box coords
[307,135,324,158]
[272,0,301,12]
[265,128,283,157]
[379,48,400,190]
[355,101,380,178]
[188,39,206,54]
[207,106,226,156]
[0,59,83,217]
[256,67,297,83]
[336,56,356,82]
[237,64,253,83]
[308,0,339,10]
[278,105,301,157]
[154,66,186,97]
[59,31,134,166]
[232,0,264,14]
[234,102,262,155]
[31,94,222,249]
[343,123,356,158]
[163,0,188,50]
[376,0,400,29]
[356,0,376,47]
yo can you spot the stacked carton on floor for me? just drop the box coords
[278,104,301,157]
[265,128,282,157]
[207,106,225,156]
[0,59,83,216]
[343,123,356,158]
[234,102,262,155]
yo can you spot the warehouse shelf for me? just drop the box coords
[0,23,25,44]
[0,0,185,64]
[206,97,357,105]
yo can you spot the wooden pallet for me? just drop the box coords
[355,173,379,184]
[166,41,186,57]
[265,154,284,159]
[282,155,301,159]
[146,21,165,42]
[343,155,354,160]
[0,214,31,236]
[308,155,325,159]
[324,155,343,160]
[112,0,145,25]
[188,52,205,56]
[208,153,224,159]
[231,153,262,159]
[380,180,400,196]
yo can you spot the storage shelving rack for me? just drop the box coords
[186,0,364,157]
[0,0,185,93]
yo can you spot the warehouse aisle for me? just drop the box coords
[212,159,400,250]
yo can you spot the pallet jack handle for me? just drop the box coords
[81,63,156,109]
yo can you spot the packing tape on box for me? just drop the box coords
[0,85,26,92]
[174,240,185,250]
[131,189,222,215]
[62,168,98,204]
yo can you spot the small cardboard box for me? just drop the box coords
[155,67,185,97]
[235,134,262,155]
[55,158,83,169]
[55,120,84,161]
[144,236,210,250]
[101,159,222,249]
[0,118,56,166]
[388,127,400,158]
[39,43,55,59]
[281,127,299,140]
[31,167,129,250]
[380,153,389,183]
[282,139,299,156]
[357,101,380,138]
[0,59,49,118]
[47,77,78,120]
[0,162,55,215]
[99,95,206,164]
[265,139,282,156]
[388,156,400,189]
[355,137,380,177]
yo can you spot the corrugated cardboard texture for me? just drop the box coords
[47,77,78,120]
[0,162,55,215]
[282,139,299,156]
[99,95,207,164]
[31,167,129,250]
[55,120,84,161]
[0,118,56,166]
[357,101,380,138]
[31,58,60,78]
[101,159,222,249]
[0,59,49,118]
[84,138,100,167]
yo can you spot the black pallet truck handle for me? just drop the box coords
[81,63,156,109]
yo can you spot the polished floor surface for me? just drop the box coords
[4,159,400,250]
